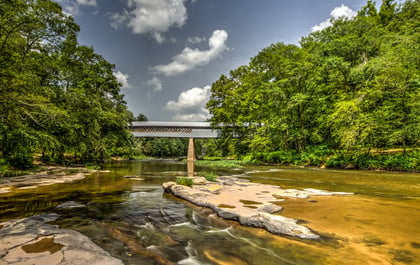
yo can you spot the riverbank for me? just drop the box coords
[243,149,420,172]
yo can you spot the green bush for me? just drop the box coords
[245,150,299,165]
[245,148,419,171]
[7,154,35,170]
[0,169,27,178]
[176,177,194,186]
[324,151,420,171]
[201,172,217,182]
[84,163,101,170]
[300,145,333,166]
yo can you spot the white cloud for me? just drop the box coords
[110,10,129,28]
[147,76,163,92]
[110,0,187,43]
[165,86,211,121]
[172,113,210,121]
[187,36,205,45]
[56,0,96,16]
[113,71,130,89]
[76,0,96,6]
[311,5,357,32]
[151,32,166,44]
[152,29,228,76]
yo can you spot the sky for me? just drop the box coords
[56,0,377,121]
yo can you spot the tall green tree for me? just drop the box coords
[0,0,134,168]
[207,0,419,158]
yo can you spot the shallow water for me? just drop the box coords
[0,161,419,264]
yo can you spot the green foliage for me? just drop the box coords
[133,138,223,159]
[0,159,30,178]
[201,172,217,182]
[84,163,102,170]
[325,151,420,171]
[245,149,419,171]
[135,138,188,158]
[134,113,148,121]
[130,154,149,160]
[175,177,194,187]
[195,160,244,169]
[207,0,420,171]
[0,169,29,178]
[244,151,299,165]
[0,0,134,169]
[7,153,35,170]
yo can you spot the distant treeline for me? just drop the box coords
[0,0,133,169]
[206,0,419,170]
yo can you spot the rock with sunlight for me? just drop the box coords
[0,214,123,265]
[0,167,88,193]
[163,176,353,239]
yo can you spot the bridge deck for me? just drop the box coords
[130,121,219,138]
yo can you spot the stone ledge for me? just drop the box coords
[163,176,353,239]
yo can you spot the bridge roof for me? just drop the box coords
[131,121,212,128]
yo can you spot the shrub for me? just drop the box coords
[7,153,35,170]
[201,172,217,182]
[176,177,194,186]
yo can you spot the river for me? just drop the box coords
[0,160,419,264]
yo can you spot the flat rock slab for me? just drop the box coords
[0,214,123,265]
[163,176,353,239]
[0,167,89,193]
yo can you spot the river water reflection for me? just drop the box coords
[0,160,419,264]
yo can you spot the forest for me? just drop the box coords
[0,0,134,171]
[206,0,419,171]
[1,0,419,173]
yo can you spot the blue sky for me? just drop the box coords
[56,0,375,121]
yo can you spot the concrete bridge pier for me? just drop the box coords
[187,138,195,177]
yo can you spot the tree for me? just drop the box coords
[134,113,148,121]
[0,0,134,168]
[206,0,419,158]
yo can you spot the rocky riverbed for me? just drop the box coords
[163,176,353,239]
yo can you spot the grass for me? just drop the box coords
[129,154,149,160]
[175,177,194,186]
[84,163,102,170]
[195,159,244,169]
[0,159,30,178]
[201,172,218,182]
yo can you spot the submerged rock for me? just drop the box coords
[55,201,87,210]
[123,175,144,180]
[163,176,353,240]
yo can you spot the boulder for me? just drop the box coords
[0,214,123,265]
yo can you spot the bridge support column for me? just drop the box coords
[187,138,195,177]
